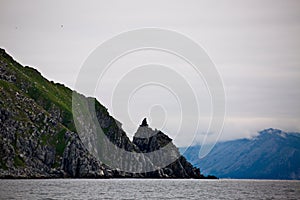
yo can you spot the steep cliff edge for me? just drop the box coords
[0,48,205,178]
[0,48,111,178]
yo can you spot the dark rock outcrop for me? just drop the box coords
[133,118,203,178]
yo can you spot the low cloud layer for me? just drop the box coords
[1,0,299,146]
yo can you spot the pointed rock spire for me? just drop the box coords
[140,118,148,127]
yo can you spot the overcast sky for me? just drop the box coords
[1,0,300,146]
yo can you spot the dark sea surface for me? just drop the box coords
[0,179,299,200]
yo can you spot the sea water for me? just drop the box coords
[0,179,299,199]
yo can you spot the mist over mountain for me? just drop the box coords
[181,128,300,180]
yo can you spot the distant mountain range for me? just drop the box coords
[180,128,300,180]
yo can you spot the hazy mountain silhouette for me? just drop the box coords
[181,128,300,179]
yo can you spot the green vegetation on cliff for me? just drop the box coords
[0,48,205,179]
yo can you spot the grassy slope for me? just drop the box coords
[0,49,74,130]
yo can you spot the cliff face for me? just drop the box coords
[0,48,203,178]
[0,48,110,178]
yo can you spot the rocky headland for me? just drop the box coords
[0,48,211,179]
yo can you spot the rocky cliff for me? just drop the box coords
[0,48,205,178]
[133,118,202,178]
[0,48,111,178]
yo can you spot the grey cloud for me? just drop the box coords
[0,0,299,146]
